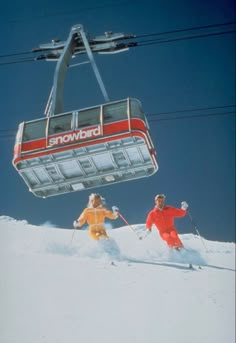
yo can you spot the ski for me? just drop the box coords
[188,264,203,270]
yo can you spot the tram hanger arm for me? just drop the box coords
[34,24,135,116]
[45,24,111,115]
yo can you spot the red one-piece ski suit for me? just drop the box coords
[146,206,187,248]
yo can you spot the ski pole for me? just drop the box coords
[187,210,208,252]
[70,221,78,244]
[141,229,151,240]
[70,227,76,244]
[117,211,142,239]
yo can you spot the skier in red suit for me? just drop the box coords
[145,194,188,249]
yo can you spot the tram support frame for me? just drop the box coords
[47,24,109,117]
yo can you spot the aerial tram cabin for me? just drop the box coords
[13,98,158,198]
[13,24,158,198]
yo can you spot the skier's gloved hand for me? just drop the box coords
[146,228,152,234]
[181,201,189,210]
[73,220,80,228]
[112,206,119,214]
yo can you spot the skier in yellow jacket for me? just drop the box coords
[74,193,119,240]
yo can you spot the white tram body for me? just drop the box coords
[13,98,158,198]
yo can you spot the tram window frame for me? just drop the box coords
[15,123,24,144]
[48,113,72,135]
[77,107,100,128]
[103,101,128,123]
[22,119,47,142]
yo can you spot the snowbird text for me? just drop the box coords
[49,126,101,146]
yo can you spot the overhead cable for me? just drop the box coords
[0,21,235,66]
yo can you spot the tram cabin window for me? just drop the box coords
[103,101,127,123]
[23,119,47,142]
[130,99,144,119]
[78,107,100,127]
[49,114,72,135]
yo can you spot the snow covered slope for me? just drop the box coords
[0,216,235,343]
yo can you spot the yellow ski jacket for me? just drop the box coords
[78,206,118,240]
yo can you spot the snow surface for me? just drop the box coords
[0,215,235,343]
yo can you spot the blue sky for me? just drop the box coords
[1,0,235,242]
